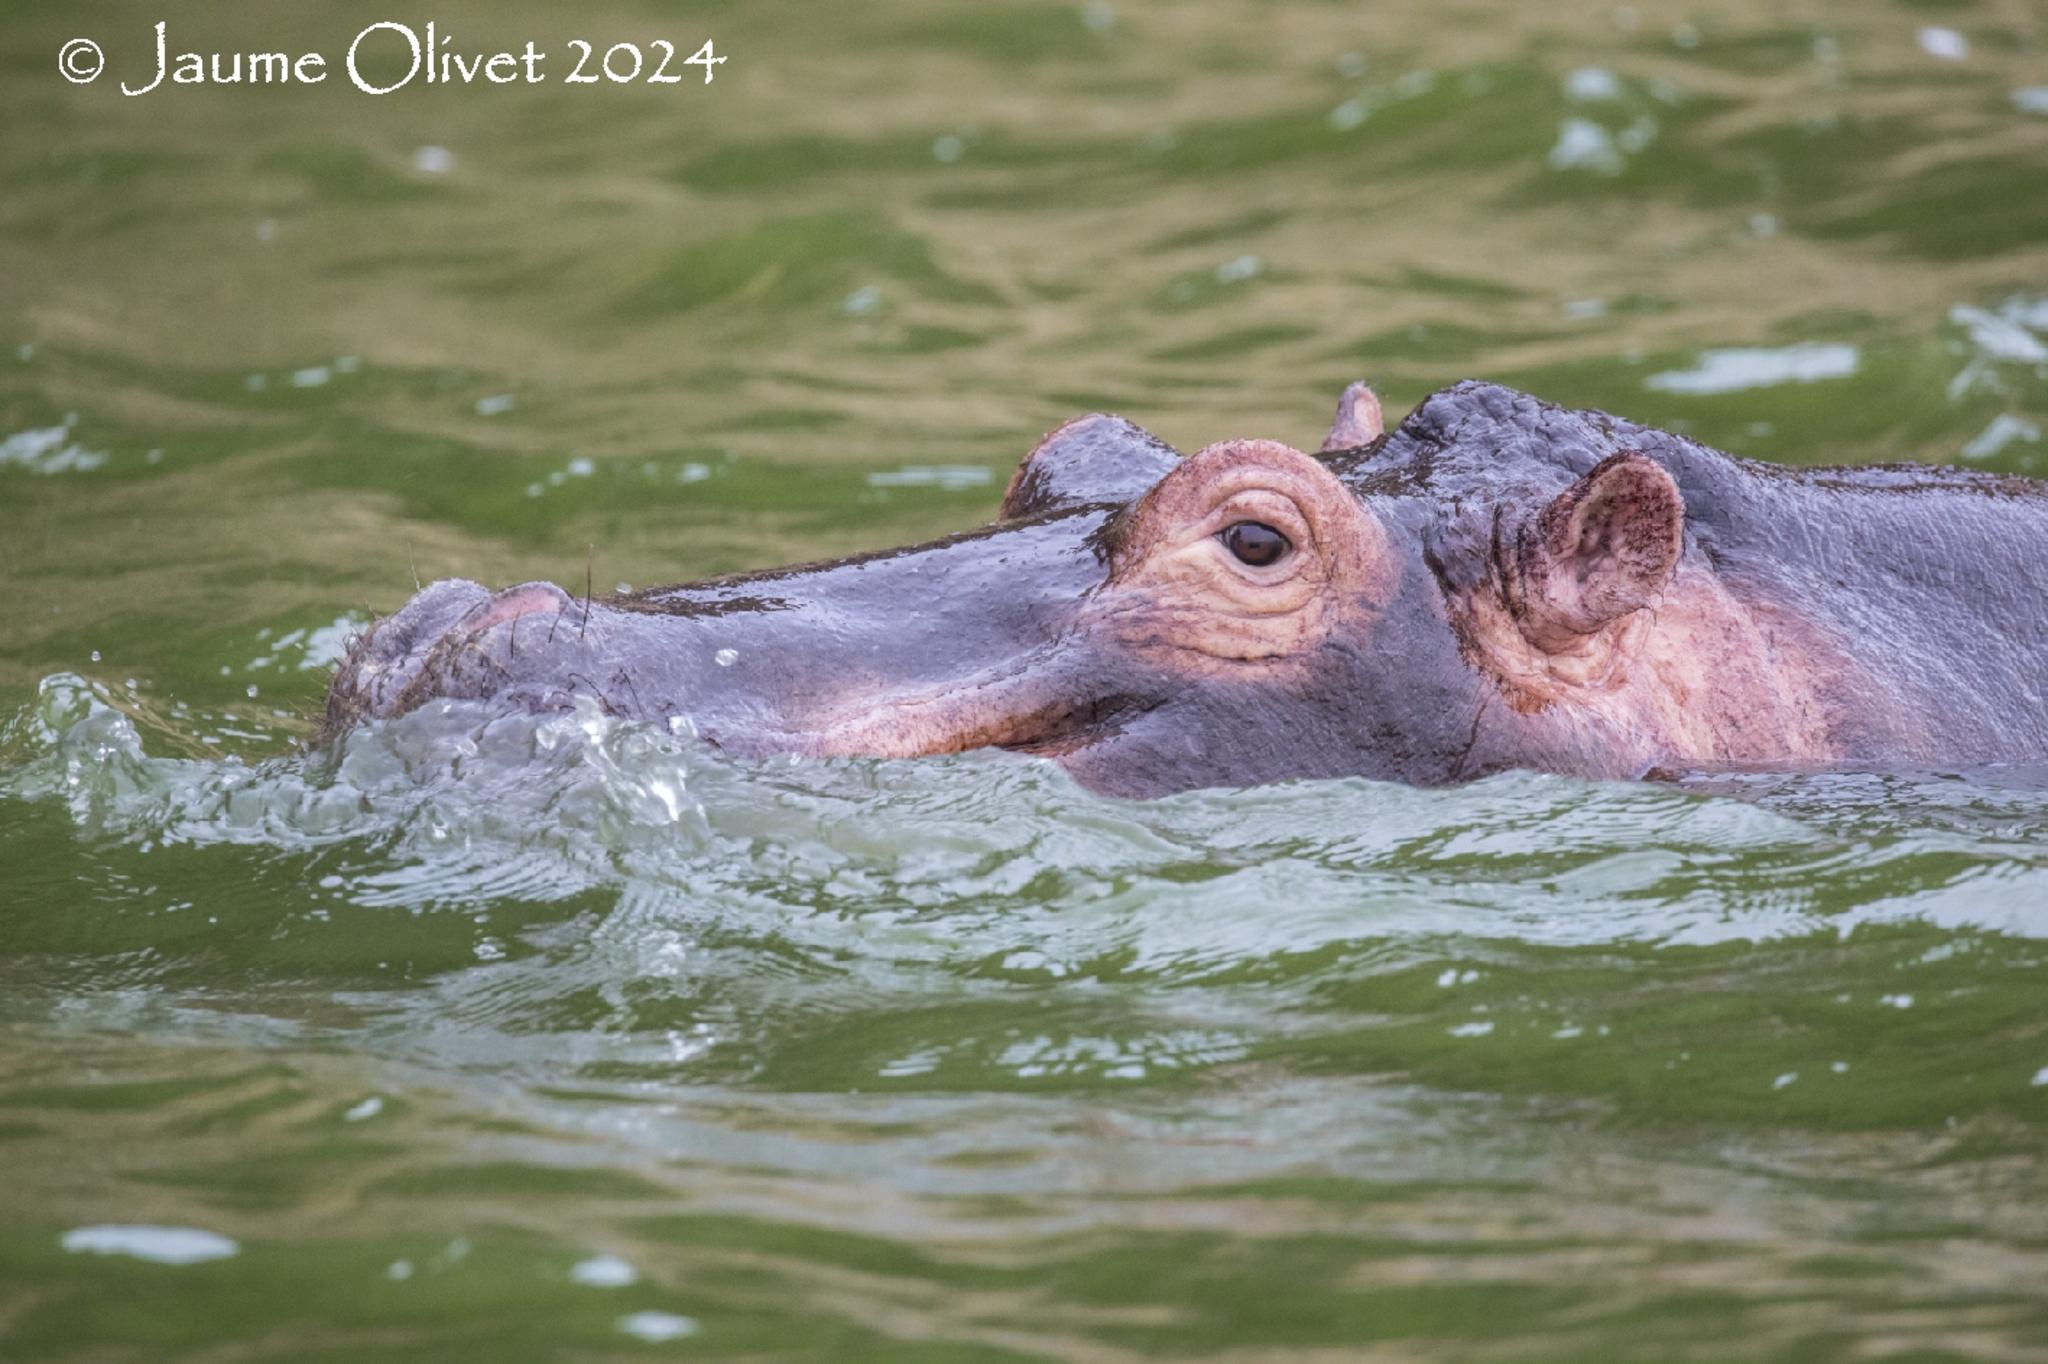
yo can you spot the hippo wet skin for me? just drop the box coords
[324,381,2048,797]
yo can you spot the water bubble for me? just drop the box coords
[1773,1071,1798,1089]
[475,393,515,417]
[413,144,455,173]
[841,284,883,317]
[343,1096,384,1122]
[714,648,739,668]
[931,134,966,163]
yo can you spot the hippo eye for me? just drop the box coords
[1220,520,1292,568]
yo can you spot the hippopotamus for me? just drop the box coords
[324,381,2048,796]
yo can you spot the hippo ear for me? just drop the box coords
[1511,451,1684,651]
[1000,414,1182,520]
[1319,381,1385,453]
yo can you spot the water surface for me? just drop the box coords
[4,1,2048,1359]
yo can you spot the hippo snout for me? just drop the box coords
[325,579,593,728]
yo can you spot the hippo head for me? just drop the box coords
[327,381,1712,795]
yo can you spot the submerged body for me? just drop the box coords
[326,382,2048,795]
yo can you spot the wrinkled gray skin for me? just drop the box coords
[325,382,2048,795]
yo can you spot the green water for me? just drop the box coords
[5,1,2048,1359]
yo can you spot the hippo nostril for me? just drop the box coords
[453,582,577,638]
[371,579,490,659]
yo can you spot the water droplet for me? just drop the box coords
[714,648,738,667]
